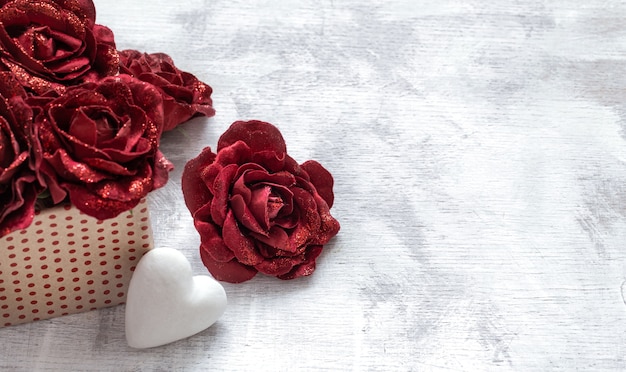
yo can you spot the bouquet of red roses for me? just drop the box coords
[0,0,215,238]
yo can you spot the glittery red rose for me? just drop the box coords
[182,120,340,283]
[0,72,42,238]
[33,74,173,220]
[0,0,118,95]
[119,50,215,132]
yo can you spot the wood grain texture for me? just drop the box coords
[2,0,626,370]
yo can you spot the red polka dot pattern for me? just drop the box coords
[0,199,153,328]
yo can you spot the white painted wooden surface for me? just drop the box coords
[2,0,626,370]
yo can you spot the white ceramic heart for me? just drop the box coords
[125,248,227,348]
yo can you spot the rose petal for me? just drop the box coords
[90,162,153,201]
[288,187,322,248]
[277,245,324,280]
[182,146,216,214]
[254,256,297,277]
[217,120,287,155]
[210,163,238,226]
[301,160,335,208]
[222,210,264,266]
[214,140,253,167]
[250,225,292,252]
[46,148,109,183]
[151,151,173,190]
[63,182,139,219]
[200,247,258,283]
[230,193,266,235]
[195,220,235,262]
[310,193,341,245]
[0,178,37,238]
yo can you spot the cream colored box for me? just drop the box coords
[0,199,153,327]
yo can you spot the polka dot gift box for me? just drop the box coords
[0,200,153,327]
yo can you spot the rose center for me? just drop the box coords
[93,113,118,142]
[267,192,284,220]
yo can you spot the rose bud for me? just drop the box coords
[182,120,340,283]
[33,74,173,220]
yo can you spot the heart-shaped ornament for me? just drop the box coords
[125,248,227,348]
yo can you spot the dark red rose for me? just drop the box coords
[119,49,215,132]
[0,0,118,95]
[33,74,173,220]
[182,120,340,283]
[0,72,42,237]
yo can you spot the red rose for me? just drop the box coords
[33,74,173,220]
[0,0,118,95]
[0,72,42,237]
[119,50,215,132]
[182,120,340,283]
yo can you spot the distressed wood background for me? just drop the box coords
[2,0,626,370]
